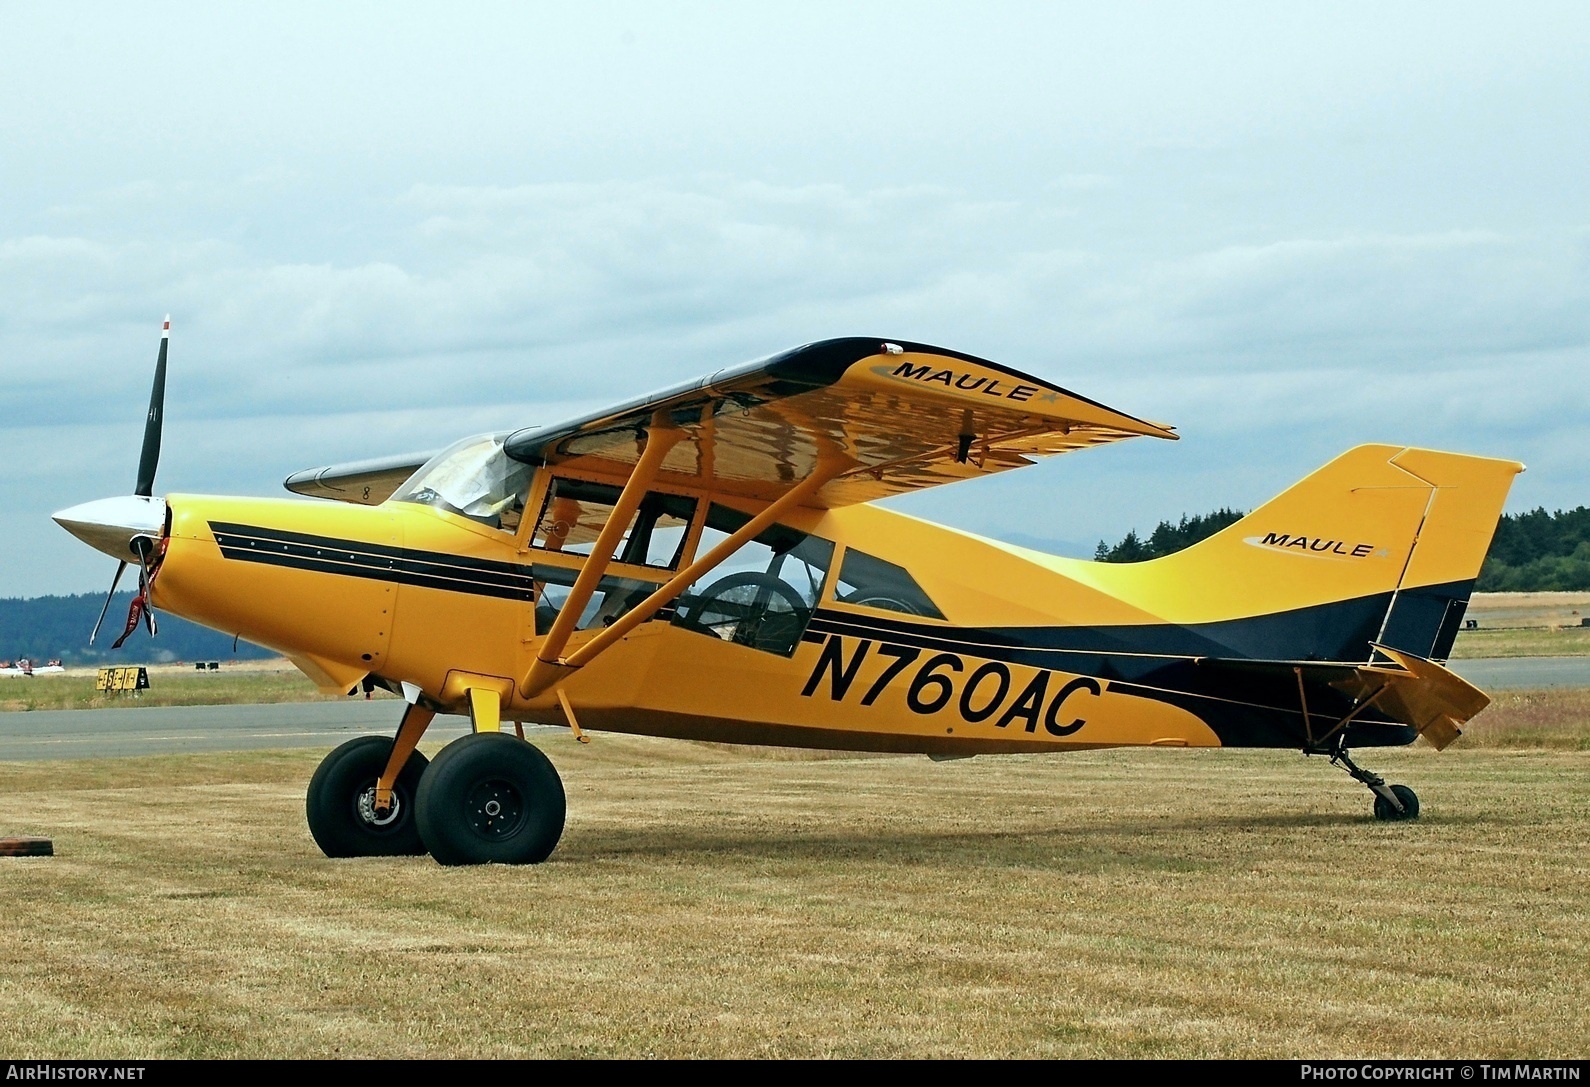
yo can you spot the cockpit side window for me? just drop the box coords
[618,491,698,569]
[834,548,945,619]
[529,477,697,570]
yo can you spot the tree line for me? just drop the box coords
[1094,505,1590,591]
[0,593,274,667]
[1093,509,1247,563]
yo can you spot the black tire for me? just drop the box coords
[306,736,430,857]
[1373,784,1420,821]
[415,733,566,866]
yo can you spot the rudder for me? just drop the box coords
[1371,447,1524,660]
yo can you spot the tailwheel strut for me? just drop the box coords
[1294,667,1419,822]
[1326,740,1420,822]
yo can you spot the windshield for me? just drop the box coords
[390,433,536,532]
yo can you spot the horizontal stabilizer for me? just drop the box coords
[1200,645,1489,751]
[1342,644,1489,751]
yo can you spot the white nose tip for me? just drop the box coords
[52,495,167,562]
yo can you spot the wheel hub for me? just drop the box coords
[466,779,526,838]
[357,784,403,828]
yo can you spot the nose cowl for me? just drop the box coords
[52,495,167,562]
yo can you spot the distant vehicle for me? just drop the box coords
[54,320,1521,866]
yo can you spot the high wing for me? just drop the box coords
[283,338,1174,508]
[284,450,436,506]
[502,338,1175,506]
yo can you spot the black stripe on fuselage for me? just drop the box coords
[209,522,536,602]
[802,601,1444,748]
[812,590,1396,668]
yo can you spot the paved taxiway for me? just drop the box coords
[0,700,475,762]
[1447,656,1590,690]
[0,657,1583,761]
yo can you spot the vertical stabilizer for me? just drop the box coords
[1068,444,1523,663]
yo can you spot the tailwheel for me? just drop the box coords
[1373,784,1420,822]
[306,736,430,857]
[1327,743,1420,822]
[414,733,566,866]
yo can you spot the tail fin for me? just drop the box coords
[1085,444,1523,663]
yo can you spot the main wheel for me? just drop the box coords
[306,736,430,857]
[414,733,566,866]
[1373,783,1420,821]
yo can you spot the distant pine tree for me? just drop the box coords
[1093,504,1590,589]
[1477,506,1590,590]
[1094,508,1246,563]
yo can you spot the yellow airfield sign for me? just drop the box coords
[95,666,150,693]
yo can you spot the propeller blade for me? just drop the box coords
[134,316,170,498]
[88,561,129,646]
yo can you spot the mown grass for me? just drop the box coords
[1,716,1586,1058]
[1452,593,1590,658]
[1448,625,1590,659]
[0,668,391,713]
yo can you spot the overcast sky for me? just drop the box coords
[4,2,1588,597]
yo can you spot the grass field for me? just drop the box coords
[1448,626,1590,658]
[1460,688,1590,749]
[1464,592,1590,628]
[1,700,1586,1059]
[1450,592,1590,658]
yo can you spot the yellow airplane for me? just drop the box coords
[54,322,1522,865]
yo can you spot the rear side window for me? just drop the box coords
[670,504,834,657]
[834,549,944,619]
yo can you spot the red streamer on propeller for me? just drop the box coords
[111,537,168,650]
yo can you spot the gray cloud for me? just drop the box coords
[3,5,1587,596]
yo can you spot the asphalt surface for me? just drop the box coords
[0,657,1583,762]
[0,699,474,762]
[1447,656,1590,690]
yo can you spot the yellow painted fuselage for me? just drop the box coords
[153,442,1520,756]
[156,491,1209,753]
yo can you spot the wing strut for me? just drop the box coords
[521,415,684,698]
[520,454,849,700]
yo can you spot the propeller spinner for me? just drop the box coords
[53,317,173,646]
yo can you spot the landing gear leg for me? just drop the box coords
[1328,743,1420,822]
[306,735,430,857]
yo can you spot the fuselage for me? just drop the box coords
[150,484,1396,756]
